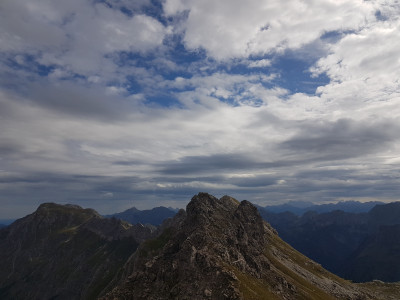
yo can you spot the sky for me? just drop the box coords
[1,0,400,219]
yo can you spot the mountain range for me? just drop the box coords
[259,202,400,282]
[105,199,400,283]
[0,194,399,299]
[105,206,177,226]
[262,200,384,215]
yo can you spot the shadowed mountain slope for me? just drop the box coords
[344,224,400,282]
[0,203,155,300]
[259,202,400,282]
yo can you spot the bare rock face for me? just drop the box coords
[103,193,373,300]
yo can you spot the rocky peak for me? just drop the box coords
[0,203,150,300]
[35,202,100,227]
[182,193,271,275]
[186,193,239,213]
[4,203,100,243]
[105,193,371,299]
[185,193,239,228]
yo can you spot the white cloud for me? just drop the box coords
[248,59,271,68]
[165,72,280,107]
[306,5,400,124]
[0,0,169,76]
[164,0,375,59]
[314,21,400,95]
[0,80,289,178]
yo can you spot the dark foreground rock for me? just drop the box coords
[0,203,154,299]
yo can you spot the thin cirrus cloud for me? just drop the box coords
[1,0,400,218]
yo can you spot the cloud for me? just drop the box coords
[164,0,374,59]
[309,4,400,105]
[2,0,400,219]
[165,72,280,107]
[158,154,262,175]
[280,118,400,161]
[26,80,135,121]
[248,59,272,68]
[0,0,169,78]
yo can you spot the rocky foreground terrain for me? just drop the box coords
[1,193,399,299]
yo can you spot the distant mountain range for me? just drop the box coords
[262,200,384,215]
[105,206,177,226]
[106,200,383,228]
[0,199,383,228]
[259,201,400,282]
[0,219,15,227]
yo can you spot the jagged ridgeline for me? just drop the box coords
[1,193,399,299]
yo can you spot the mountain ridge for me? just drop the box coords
[106,206,177,226]
[1,195,399,299]
[263,200,384,215]
[0,202,156,299]
[102,193,390,300]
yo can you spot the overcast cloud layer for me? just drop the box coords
[1,0,400,218]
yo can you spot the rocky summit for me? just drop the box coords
[103,193,395,300]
